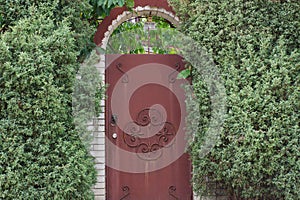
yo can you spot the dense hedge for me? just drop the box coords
[0,0,95,62]
[170,0,299,199]
[0,2,96,199]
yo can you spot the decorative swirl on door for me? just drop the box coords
[120,186,130,200]
[123,108,176,160]
[136,108,163,126]
[169,186,180,200]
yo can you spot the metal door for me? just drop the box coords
[105,54,192,200]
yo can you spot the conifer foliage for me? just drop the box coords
[0,2,97,199]
[170,0,299,199]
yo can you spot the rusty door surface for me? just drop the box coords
[105,55,192,200]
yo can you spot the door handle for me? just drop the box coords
[111,114,117,126]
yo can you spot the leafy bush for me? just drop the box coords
[0,3,96,199]
[0,0,95,62]
[170,0,300,199]
[88,0,134,23]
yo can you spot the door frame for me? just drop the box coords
[89,4,200,199]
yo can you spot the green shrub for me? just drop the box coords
[0,4,96,199]
[0,0,95,62]
[170,0,300,199]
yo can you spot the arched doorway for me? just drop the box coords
[91,1,193,199]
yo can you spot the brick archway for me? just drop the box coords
[94,0,179,48]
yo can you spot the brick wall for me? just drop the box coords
[90,57,106,200]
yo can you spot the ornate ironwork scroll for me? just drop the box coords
[123,108,176,160]
[168,63,181,83]
[169,186,179,200]
[136,108,163,126]
[116,63,129,83]
[120,186,130,200]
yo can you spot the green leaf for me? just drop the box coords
[177,69,190,79]
[108,0,113,8]
[125,0,134,8]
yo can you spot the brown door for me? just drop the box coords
[105,54,192,200]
